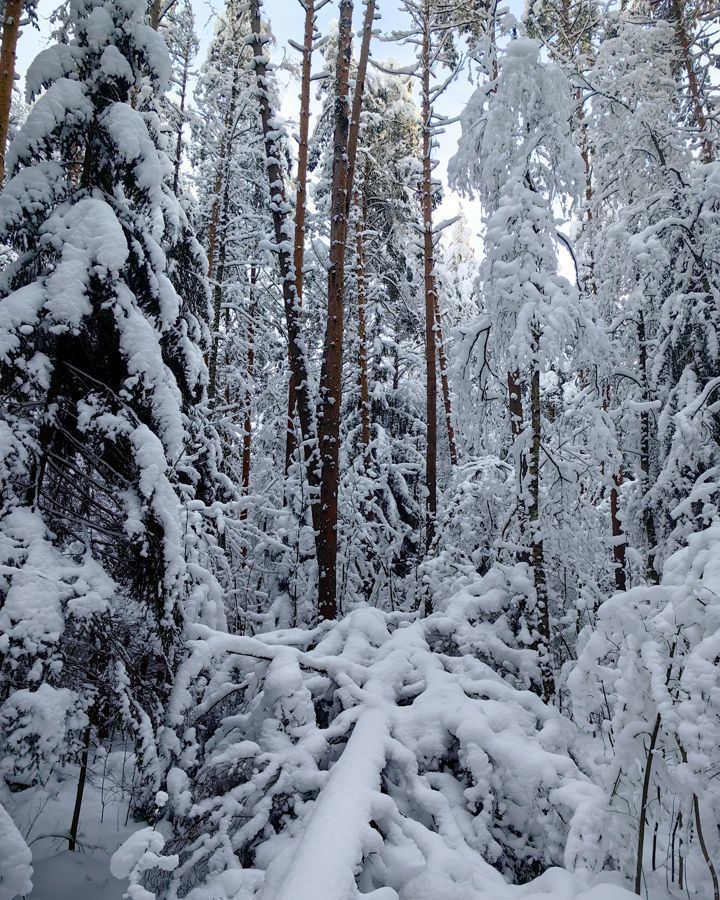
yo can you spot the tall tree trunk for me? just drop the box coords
[421,3,438,553]
[149,0,179,30]
[0,0,23,183]
[658,0,714,163]
[610,469,627,592]
[507,368,529,563]
[529,333,554,703]
[316,0,353,621]
[434,296,457,465]
[205,147,225,288]
[240,267,257,521]
[285,0,317,477]
[172,39,192,194]
[602,384,627,593]
[637,311,659,584]
[248,0,320,537]
[206,56,243,399]
[355,191,371,468]
[345,0,377,209]
[149,0,178,29]
[207,148,233,400]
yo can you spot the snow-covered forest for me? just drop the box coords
[0,0,718,897]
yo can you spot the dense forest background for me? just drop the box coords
[0,0,718,898]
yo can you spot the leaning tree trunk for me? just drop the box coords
[420,6,438,554]
[346,0,377,472]
[0,0,23,184]
[316,0,353,621]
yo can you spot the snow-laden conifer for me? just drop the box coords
[0,0,222,805]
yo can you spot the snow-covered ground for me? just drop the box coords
[0,682,684,900]
[6,750,138,900]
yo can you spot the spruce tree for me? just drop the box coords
[0,0,220,801]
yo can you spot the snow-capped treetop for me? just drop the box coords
[451,37,583,211]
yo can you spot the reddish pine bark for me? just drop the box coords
[0,0,23,184]
[657,0,714,163]
[316,0,353,621]
[285,0,317,476]
[316,0,376,619]
[345,0,376,209]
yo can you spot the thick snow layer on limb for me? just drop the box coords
[119,600,636,899]
[6,79,93,175]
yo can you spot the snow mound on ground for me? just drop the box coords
[0,799,33,900]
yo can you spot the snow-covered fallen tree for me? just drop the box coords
[110,588,636,900]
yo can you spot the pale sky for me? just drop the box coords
[15,1,487,243]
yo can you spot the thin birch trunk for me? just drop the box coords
[635,713,661,895]
[68,724,92,852]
